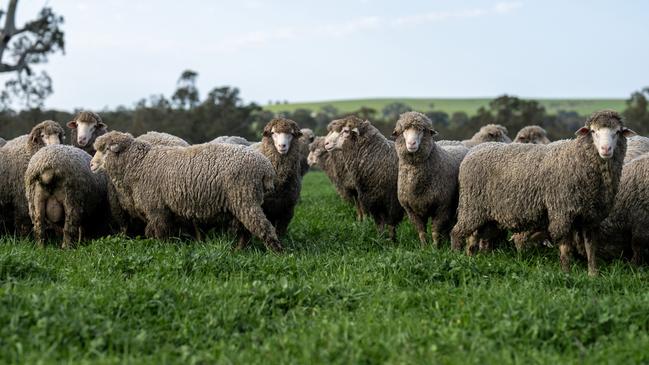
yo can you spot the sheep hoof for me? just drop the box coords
[588,268,599,277]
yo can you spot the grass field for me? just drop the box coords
[1,171,649,364]
[264,98,627,116]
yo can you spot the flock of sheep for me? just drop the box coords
[1,109,648,275]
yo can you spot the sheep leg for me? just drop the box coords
[405,208,428,246]
[630,228,647,265]
[231,205,282,252]
[582,230,598,277]
[465,233,479,256]
[144,209,171,239]
[62,212,82,249]
[387,224,397,242]
[559,240,572,273]
[32,190,47,247]
[451,219,480,251]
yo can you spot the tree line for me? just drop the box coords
[1,71,648,143]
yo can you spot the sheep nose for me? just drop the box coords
[600,145,612,154]
[279,144,287,149]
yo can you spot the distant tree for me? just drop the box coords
[0,0,64,108]
[352,106,377,121]
[623,87,649,134]
[381,102,412,122]
[171,70,199,109]
[320,104,339,118]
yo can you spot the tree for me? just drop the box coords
[381,102,411,122]
[0,0,64,108]
[623,87,649,134]
[171,70,199,109]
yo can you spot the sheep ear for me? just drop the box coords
[109,143,123,153]
[351,127,359,135]
[30,130,41,144]
[97,122,107,130]
[429,128,438,136]
[391,129,399,137]
[621,128,637,138]
[294,128,303,137]
[67,121,77,129]
[575,127,590,136]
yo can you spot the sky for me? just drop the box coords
[4,0,649,110]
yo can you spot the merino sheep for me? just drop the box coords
[462,124,511,147]
[91,131,282,251]
[24,145,109,247]
[323,118,365,220]
[67,111,107,155]
[600,153,649,264]
[0,120,65,235]
[333,116,404,240]
[109,132,196,237]
[257,118,304,237]
[514,125,551,144]
[451,110,634,275]
[393,112,469,247]
[307,136,352,203]
[0,137,6,148]
[211,136,252,146]
[138,131,189,147]
[623,135,649,164]
[298,128,315,177]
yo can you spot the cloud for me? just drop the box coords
[209,2,522,53]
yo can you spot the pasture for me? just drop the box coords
[264,98,626,116]
[1,171,648,364]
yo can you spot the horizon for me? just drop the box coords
[2,0,648,111]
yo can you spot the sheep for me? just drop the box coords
[108,132,193,237]
[451,110,634,276]
[393,112,469,247]
[90,131,282,251]
[210,136,252,146]
[138,131,189,147]
[0,137,6,147]
[24,145,110,247]
[307,136,351,202]
[256,117,304,237]
[0,120,65,235]
[332,116,404,240]
[298,128,315,176]
[462,124,511,147]
[323,118,365,221]
[623,135,649,164]
[514,125,551,144]
[66,111,107,155]
[599,153,649,264]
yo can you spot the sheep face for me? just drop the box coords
[577,125,635,159]
[262,118,301,155]
[67,112,106,148]
[403,128,425,152]
[324,130,341,151]
[30,120,65,148]
[300,128,315,144]
[91,131,135,172]
[271,128,293,155]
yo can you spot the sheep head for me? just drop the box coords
[324,119,347,151]
[474,124,511,143]
[91,131,135,172]
[262,117,301,155]
[307,137,326,166]
[514,125,550,144]
[392,112,437,153]
[29,120,64,152]
[338,115,368,148]
[576,110,635,159]
[67,111,107,148]
[300,128,315,144]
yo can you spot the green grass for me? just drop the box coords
[1,171,649,364]
[264,98,627,116]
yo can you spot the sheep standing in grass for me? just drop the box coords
[66,111,107,155]
[257,118,304,237]
[298,128,315,177]
[333,116,404,240]
[600,154,649,264]
[0,120,64,235]
[451,110,633,275]
[393,112,468,247]
[324,119,365,220]
[91,131,282,251]
[25,145,109,247]
[623,135,649,164]
[514,125,551,144]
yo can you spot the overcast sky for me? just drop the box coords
[4,0,649,110]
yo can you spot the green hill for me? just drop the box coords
[264,98,626,116]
